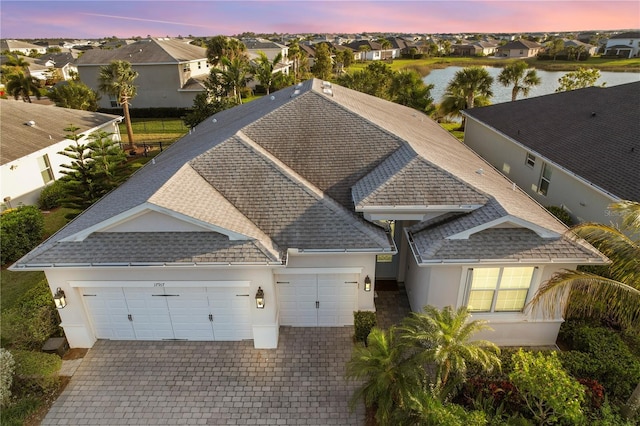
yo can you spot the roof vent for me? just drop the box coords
[270,95,275,100]
[591,112,596,117]
[476,168,484,175]
[291,89,300,98]
[26,120,35,127]
[323,88,333,96]
[322,81,332,88]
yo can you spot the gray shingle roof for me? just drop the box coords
[463,82,640,201]
[75,38,206,65]
[13,79,604,268]
[0,100,122,165]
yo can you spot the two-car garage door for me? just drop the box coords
[277,273,358,326]
[81,285,252,341]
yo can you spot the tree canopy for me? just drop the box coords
[98,60,138,150]
[48,81,100,111]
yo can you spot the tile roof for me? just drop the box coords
[0,100,122,165]
[463,82,640,201]
[75,38,206,65]
[13,79,604,268]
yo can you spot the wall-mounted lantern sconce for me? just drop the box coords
[53,288,67,309]
[364,276,372,292]
[255,287,265,309]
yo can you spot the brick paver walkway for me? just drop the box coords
[43,328,365,425]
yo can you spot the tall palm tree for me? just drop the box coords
[497,61,541,101]
[252,51,282,95]
[528,200,640,418]
[6,71,41,103]
[399,305,501,396]
[345,327,424,426]
[98,60,138,150]
[213,56,250,105]
[5,54,31,75]
[446,66,494,110]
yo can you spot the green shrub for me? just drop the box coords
[38,180,66,210]
[0,206,44,265]
[354,311,377,344]
[509,350,586,425]
[10,350,61,398]
[2,279,61,350]
[545,205,574,226]
[0,348,15,407]
[559,323,640,402]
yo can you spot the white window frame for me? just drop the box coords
[464,266,537,313]
[37,154,54,184]
[525,153,536,168]
[538,163,552,196]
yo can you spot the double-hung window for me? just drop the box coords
[466,267,535,313]
[37,154,54,184]
[538,163,552,196]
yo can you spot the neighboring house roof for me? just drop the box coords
[75,38,206,65]
[36,52,76,66]
[0,39,45,52]
[463,82,640,202]
[610,31,640,39]
[242,39,286,50]
[344,40,383,51]
[499,39,543,50]
[0,100,122,165]
[13,79,603,268]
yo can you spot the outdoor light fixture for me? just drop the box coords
[53,288,67,309]
[364,276,372,292]
[255,287,265,309]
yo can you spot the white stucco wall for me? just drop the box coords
[404,246,579,346]
[463,117,620,226]
[1,121,122,208]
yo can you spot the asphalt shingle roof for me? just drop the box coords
[75,38,206,65]
[463,82,640,201]
[13,79,604,268]
[0,100,121,165]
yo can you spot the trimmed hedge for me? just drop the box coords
[0,206,44,265]
[10,350,62,398]
[97,107,190,119]
[545,205,574,227]
[354,311,377,344]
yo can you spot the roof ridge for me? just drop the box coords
[235,129,390,248]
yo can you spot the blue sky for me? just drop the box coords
[1,1,639,39]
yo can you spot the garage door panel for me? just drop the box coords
[82,288,135,339]
[124,288,174,340]
[207,289,252,340]
[167,288,214,340]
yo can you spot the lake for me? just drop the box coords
[423,66,640,105]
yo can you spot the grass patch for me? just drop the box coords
[0,396,42,426]
[439,122,465,141]
[119,118,188,145]
[0,270,44,311]
[42,207,73,239]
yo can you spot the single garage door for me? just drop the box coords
[276,273,358,326]
[82,286,252,341]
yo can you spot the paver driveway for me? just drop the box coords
[43,327,365,425]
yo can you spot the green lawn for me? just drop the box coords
[0,269,44,311]
[119,118,188,145]
[439,122,465,141]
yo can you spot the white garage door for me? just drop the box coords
[277,273,358,326]
[82,286,252,341]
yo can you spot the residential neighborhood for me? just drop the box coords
[1,17,639,426]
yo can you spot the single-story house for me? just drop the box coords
[496,39,543,58]
[75,38,209,110]
[0,39,47,55]
[11,79,605,350]
[0,100,122,209]
[462,82,640,226]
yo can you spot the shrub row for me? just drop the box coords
[97,107,190,119]
[0,206,44,265]
[353,311,377,344]
[38,180,66,210]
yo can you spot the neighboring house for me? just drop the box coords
[0,100,122,209]
[243,38,290,74]
[562,39,598,56]
[496,39,543,58]
[11,79,605,350]
[75,38,209,109]
[452,41,498,56]
[345,40,399,61]
[462,82,640,227]
[0,39,47,55]
[37,52,78,81]
[603,31,640,58]
[298,43,317,67]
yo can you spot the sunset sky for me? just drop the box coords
[1,1,639,39]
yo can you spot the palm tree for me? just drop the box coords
[399,305,501,396]
[213,56,250,105]
[439,85,490,125]
[345,327,424,426]
[528,200,640,418]
[98,60,138,150]
[497,61,541,101]
[252,51,282,95]
[446,66,494,110]
[6,71,41,103]
[5,54,31,75]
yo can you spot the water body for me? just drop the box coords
[423,66,640,105]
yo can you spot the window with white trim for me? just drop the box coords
[525,153,536,168]
[466,267,535,312]
[37,154,54,184]
[538,163,552,196]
